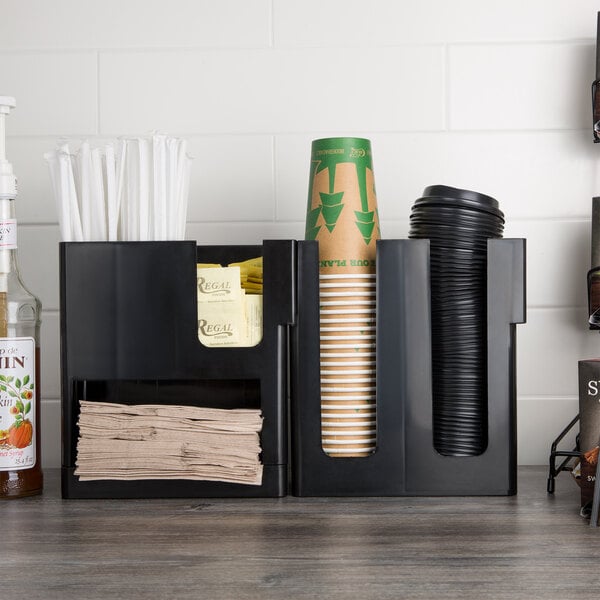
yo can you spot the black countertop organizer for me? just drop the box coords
[61,237,525,498]
[60,240,295,499]
[291,238,526,496]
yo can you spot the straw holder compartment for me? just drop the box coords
[60,240,295,499]
[291,238,526,496]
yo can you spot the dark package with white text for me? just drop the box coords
[578,359,600,508]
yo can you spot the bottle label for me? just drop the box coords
[0,219,17,250]
[0,337,36,471]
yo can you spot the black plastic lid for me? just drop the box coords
[418,185,504,221]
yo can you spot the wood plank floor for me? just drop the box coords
[1,467,599,600]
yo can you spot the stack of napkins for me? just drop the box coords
[197,259,263,347]
[74,401,263,485]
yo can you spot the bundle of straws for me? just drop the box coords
[45,134,192,241]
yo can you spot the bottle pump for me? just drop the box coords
[0,96,17,198]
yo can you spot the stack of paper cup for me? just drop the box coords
[305,137,381,457]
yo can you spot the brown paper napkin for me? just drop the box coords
[74,400,263,486]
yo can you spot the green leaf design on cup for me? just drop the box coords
[308,138,377,242]
[354,218,376,245]
[320,197,345,233]
[305,206,322,240]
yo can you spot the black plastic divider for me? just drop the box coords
[292,238,526,496]
[60,240,295,499]
[291,241,404,495]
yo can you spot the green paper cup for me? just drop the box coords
[305,138,381,276]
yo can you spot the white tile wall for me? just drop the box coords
[187,136,275,223]
[518,308,599,397]
[18,226,61,311]
[272,1,599,45]
[0,0,598,467]
[41,399,61,470]
[276,131,599,222]
[518,397,579,466]
[10,138,69,223]
[98,46,444,135]
[40,313,60,399]
[0,0,272,50]
[0,53,97,135]
[449,43,594,131]
[505,219,589,308]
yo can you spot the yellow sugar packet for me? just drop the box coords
[197,266,242,303]
[242,295,263,347]
[198,292,262,348]
[196,258,264,347]
[198,301,245,347]
[229,257,262,280]
[246,267,262,278]
[229,257,262,268]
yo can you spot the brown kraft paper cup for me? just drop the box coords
[305,137,381,457]
[321,416,376,456]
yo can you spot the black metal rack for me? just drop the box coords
[546,414,580,494]
[60,240,295,499]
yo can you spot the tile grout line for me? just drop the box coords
[5,128,593,139]
[0,37,592,54]
[14,217,593,228]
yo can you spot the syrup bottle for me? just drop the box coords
[0,96,43,498]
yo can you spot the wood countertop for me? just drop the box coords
[1,467,598,600]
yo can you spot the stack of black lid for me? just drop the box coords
[409,185,504,456]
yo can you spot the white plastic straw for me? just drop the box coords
[138,139,150,241]
[104,144,117,242]
[125,139,139,241]
[58,143,83,242]
[46,135,192,242]
[45,151,70,241]
[166,137,178,239]
[152,134,167,240]
[114,139,127,241]
[77,141,92,241]
[174,140,190,240]
[178,153,192,240]
[90,147,107,241]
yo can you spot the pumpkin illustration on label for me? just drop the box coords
[1,375,35,449]
[9,418,32,449]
